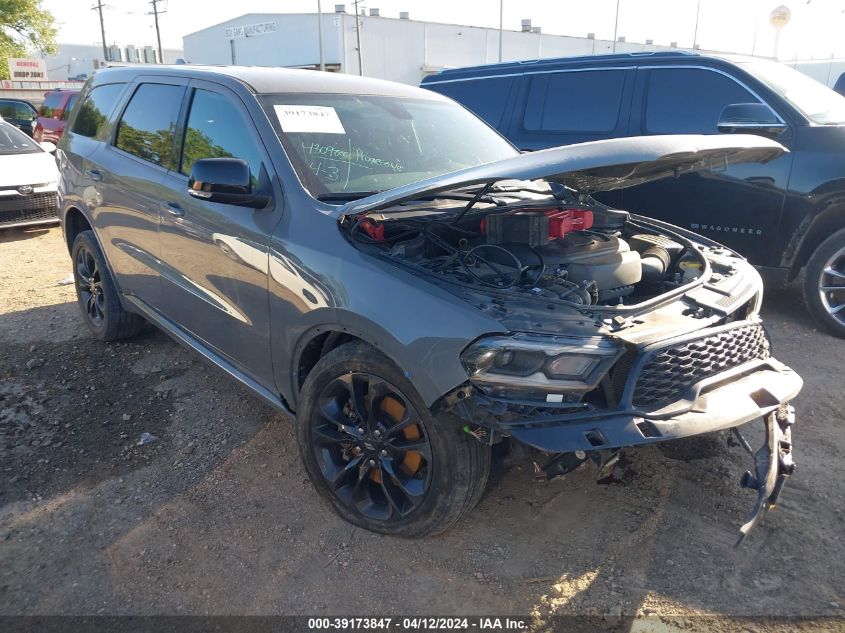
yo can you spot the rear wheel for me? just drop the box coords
[295,342,490,536]
[71,230,145,341]
[803,228,845,338]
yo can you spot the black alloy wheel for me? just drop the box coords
[295,341,491,536]
[310,372,432,521]
[75,244,106,328]
[71,230,146,341]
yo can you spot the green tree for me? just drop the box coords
[0,0,57,80]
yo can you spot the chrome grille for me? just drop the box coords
[631,323,771,409]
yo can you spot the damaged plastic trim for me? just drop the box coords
[735,404,796,544]
[435,359,801,541]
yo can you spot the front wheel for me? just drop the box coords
[803,227,845,338]
[295,342,490,536]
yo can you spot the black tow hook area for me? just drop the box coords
[735,404,795,545]
[535,449,621,482]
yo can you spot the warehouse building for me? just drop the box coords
[183,7,683,85]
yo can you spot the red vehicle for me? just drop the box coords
[33,89,79,144]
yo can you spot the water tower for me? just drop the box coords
[770,5,791,59]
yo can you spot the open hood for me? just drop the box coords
[338,134,786,217]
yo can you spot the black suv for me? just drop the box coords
[422,52,845,337]
[0,98,37,136]
[57,65,799,538]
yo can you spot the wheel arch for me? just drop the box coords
[293,327,366,401]
[786,198,845,280]
[63,205,94,254]
[288,317,474,412]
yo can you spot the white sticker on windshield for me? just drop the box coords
[274,105,346,134]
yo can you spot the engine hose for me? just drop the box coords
[640,245,672,282]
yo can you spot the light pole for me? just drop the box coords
[612,0,621,53]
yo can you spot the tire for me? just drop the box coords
[803,227,845,338]
[71,230,145,341]
[295,341,491,537]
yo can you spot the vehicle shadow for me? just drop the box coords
[0,226,54,244]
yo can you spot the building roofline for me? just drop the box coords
[181,11,674,47]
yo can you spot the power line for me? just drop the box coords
[91,0,108,62]
[147,0,166,64]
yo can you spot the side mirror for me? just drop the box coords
[717,103,787,137]
[40,141,57,154]
[187,158,270,208]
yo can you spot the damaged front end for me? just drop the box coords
[338,134,800,541]
[435,316,801,542]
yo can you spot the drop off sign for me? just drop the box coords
[7,58,48,81]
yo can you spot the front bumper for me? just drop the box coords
[0,189,59,229]
[444,354,801,542]
[516,361,800,453]
[449,358,801,454]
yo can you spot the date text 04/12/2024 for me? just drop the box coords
[307,618,528,630]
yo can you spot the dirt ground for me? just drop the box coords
[1,226,844,626]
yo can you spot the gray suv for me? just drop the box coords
[58,66,801,540]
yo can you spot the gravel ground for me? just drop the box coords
[1,226,844,626]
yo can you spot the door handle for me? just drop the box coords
[164,202,185,217]
[85,169,102,182]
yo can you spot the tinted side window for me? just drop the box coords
[115,83,183,168]
[523,70,626,133]
[834,72,845,96]
[39,92,63,118]
[61,94,79,121]
[179,89,263,185]
[430,76,514,127]
[0,101,33,119]
[71,84,126,139]
[645,68,761,134]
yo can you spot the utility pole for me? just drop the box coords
[149,0,165,64]
[353,0,363,75]
[317,0,325,71]
[91,0,108,62]
[612,0,620,53]
[692,0,702,50]
[498,0,503,62]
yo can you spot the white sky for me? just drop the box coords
[43,0,845,60]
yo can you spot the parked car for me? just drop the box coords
[0,98,38,136]
[422,52,845,337]
[57,66,800,539]
[34,89,80,144]
[0,120,58,229]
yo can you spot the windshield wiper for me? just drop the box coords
[323,187,503,208]
[317,192,380,202]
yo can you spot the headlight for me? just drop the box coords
[461,333,622,394]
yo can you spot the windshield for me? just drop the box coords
[259,93,518,199]
[0,122,41,155]
[741,59,845,125]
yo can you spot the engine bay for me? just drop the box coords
[344,197,710,307]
